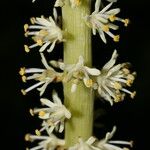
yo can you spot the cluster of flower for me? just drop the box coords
[20,49,136,105]
[25,125,133,150]
[20,0,136,149]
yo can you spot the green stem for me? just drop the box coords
[62,0,93,147]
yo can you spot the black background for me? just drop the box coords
[0,0,149,149]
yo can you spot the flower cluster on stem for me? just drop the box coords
[84,0,129,43]
[21,0,136,149]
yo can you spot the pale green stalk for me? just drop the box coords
[62,0,93,147]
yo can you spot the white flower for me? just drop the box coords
[50,56,100,92]
[96,126,133,150]
[96,50,136,105]
[69,136,99,150]
[24,8,65,53]
[25,131,65,150]
[68,126,133,150]
[30,91,71,134]
[84,0,129,43]
[19,53,63,96]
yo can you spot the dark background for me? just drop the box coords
[0,0,149,149]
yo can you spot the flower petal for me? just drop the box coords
[84,67,101,76]
[102,50,118,71]
[40,98,56,107]
[52,91,62,106]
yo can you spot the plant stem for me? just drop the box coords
[62,0,93,147]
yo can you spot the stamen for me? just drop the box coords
[127,74,135,81]
[24,24,29,32]
[85,79,93,87]
[24,31,29,37]
[22,76,27,82]
[126,79,133,86]
[30,17,36,24]
[109,15,117,22]
[24,45,30,53]
[25,134,30,141]
[114,82,122,90]
[22,81,45,93]
[29,109,34,116]
[113,35,120,42]
[109,140,133,146]
[21,89,26,95]
[131,91,136,99]
[39,111,46,117]
[35,129,41,136]
[123,19,130,27]
[36,39,43,46]
[122,68,130,74]
[114,94,122,102]
[19,67,26,76]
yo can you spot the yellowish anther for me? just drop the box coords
[114,94,122,102]
[131,91,136,99]
[30,17,36,24]
[22,75,27,83]
[26,148,29,150]
[19,67,26,76]
[109,15,116,22]
[29,109,34,116]
[21,89,26,95]
[39,111,46,117]
[102,25,109,32]
[24,31,29,37]
[24,134,30,141]
[85,79,93,88]
[24,45,30,53]
[36,39,43,46]
[122,68,130,75]
[114,82,122,90]
[127,74,135,81]
[35,129,41,136]
[24,24,29,32]
[123,19,130,27]
[113,35,120,42]
[126,79,132,86]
